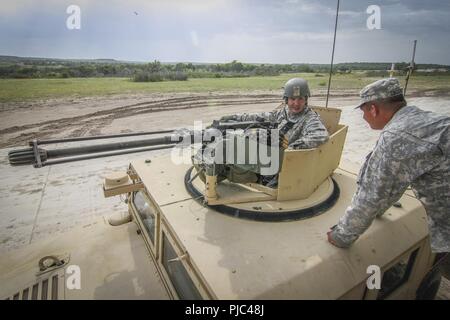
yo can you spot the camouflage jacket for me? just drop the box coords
[331,105,450,252]
[227,105,329,149]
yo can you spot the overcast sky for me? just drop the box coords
[1,0,449,64]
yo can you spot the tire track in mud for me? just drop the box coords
[1,94,281,148]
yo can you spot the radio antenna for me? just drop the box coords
[403,40,417,96]
[325,0,340,108]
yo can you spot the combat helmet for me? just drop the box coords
[283,78,311,100]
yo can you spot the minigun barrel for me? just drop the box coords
[31,129,176,146]
[8,131,184,167]
[47,136,176,158]
[8,119,277,167]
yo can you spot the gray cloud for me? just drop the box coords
[0,0,449,64]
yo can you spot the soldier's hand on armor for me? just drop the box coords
[327,226,351,249]
[279,133,289,149]
[327,230,339,247]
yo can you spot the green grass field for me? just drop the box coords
[0,73,449,102]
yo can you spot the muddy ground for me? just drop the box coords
[0,89,449,299]
[0,90,351,148]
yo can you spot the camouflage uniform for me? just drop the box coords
[329,78,450,253]
[223,105,329,149]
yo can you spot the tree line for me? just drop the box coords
[0,56,448,81]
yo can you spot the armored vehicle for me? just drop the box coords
[1,107,442,300]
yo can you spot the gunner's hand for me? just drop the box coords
[220,115,236,122]
[279,133,289,149]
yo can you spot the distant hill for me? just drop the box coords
[0,55,150,65]
[1,55,449,70]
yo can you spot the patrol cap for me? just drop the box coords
[356,78,404,109]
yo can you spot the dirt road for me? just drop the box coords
[0,93,279,148]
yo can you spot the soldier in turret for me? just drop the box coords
[219,78,329,187]
[220,78,329,149]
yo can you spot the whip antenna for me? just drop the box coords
[325,0,340,108]
[403,39,417,96]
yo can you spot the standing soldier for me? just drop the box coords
[327,78,450,253]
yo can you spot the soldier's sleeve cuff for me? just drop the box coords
[327,229,355,248]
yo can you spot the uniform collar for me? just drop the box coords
[383,105,413,131]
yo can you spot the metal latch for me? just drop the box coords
[103,171,143,198]
[168,253,188,263]
[36,254,70,276]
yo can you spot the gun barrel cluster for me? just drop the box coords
[8,129,179,167]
